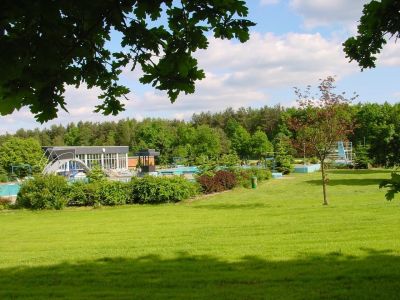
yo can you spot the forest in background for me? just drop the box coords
[1,102,400,167]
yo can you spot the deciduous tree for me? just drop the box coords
[343,0,400,69]
[0,0,254,122]
[289,76,356,205]
[0,137,45,174]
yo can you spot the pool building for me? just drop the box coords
[43,146,129,173]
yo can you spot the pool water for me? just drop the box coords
[158,166,199,176]
[0,184,20,197]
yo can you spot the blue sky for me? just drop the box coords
[1,0,400,133]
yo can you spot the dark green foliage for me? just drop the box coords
[354,145,371,169]
[351,103,400,167]
[234,168,271,188]
[344,0,400,69]
[17,175,69,210]
[0,137,44,176]
[87,165,106,182]
[18,175,195,208]
[275,156,293,175]
[68,181,102,206]
[3,102,400,170]
[274,133,293,174]
[0,197,11,210]
[249,130,273,159]
[130,176,199,204]
[99,181,130,206]
[225,119,251,158]
[379,171,400,201]
[219,153,240,167]
[0,1,254,122]
[68,180,130,206]
[0,166,8,182]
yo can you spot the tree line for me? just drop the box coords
[1,102,400,167]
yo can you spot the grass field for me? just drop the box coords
[1,170,399,299]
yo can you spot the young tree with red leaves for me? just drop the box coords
[289,76,357,205]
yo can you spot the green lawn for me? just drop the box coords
[1,170,399,299]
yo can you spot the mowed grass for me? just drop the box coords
[0,170,399,299]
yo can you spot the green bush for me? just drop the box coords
[354,145,371,169]
[130,176,199,204]
[275,156,293,174]
[68,181,101,206]
[17,175,69,210]
[0,197,12,210]
[87,164,106,182]
[68,180,130,206]
[0,166,8,182]
[234,167,271,188]
[99,180,130,206]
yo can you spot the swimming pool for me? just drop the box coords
[158,166,199,176]
[0,183,20,197]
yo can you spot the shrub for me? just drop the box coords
[130,176,199,204]
[0,197,12,210]
[326,162,353,169]
[234,167,271,188]
[197,170,237,194]
[354,145,371,169]
[275,156,293,174]
[17,175,69,210]
[197,174,225,194]
[87,164,106,182]
[68,180,130,206]
[219,153,240,167]
[99,180,130,206]
[0,166,8,182]
[214,170,237,189]
[68,181,102,206]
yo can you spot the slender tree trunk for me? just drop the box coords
[321,159,328,205]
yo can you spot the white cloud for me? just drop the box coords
[378,40,400,67]
[195,32,358,89]
[289,0,370,29]
[260,0,279,6]
[0,31,380,133]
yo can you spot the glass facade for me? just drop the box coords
[118,155,127,169]
[75,152,128,170]
[86,154,102,169]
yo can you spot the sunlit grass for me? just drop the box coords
[0,169,399,299]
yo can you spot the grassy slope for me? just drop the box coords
[0,170,399,299]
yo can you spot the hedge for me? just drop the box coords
[17,175,200,209]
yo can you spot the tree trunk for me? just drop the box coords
[321,159,328,205]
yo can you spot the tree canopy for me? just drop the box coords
[343,0,400,69]
[0,137,44,174]
[289,76,356,205]
[0,0,254,122]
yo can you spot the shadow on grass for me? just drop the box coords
[305,178,384,186]
[327,169,392,175]
[191,203,268,210]
[1,250,399,299]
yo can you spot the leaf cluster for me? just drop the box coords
[0,0,254,122]
[379,171,400,201]
[343,0,400,69]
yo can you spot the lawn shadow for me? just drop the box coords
[1,250,399,299]
[327,169,392,175]
[191,203,268,210]
[305,178,384,186]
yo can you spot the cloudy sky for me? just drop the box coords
[1,0,400,133]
